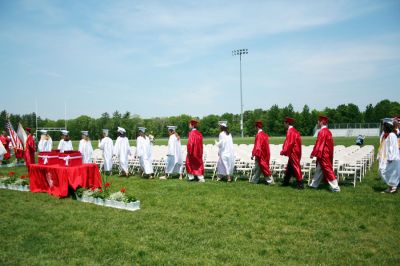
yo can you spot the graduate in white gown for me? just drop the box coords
[58,130,73,153]
[160,126,183,180]
[136,127,154,177]
[378,119,400,193]
[215,121,235,182]
[38,130,53,152]
[98,129,114,175]
[113,127,131,176]
[78,131,93,163]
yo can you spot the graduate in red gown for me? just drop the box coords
[309,116,340,192]
[0,131,11,161]
[186,120,205,182]
[24,128,36,169]
[250,120,273,184]
[280,117,304,189]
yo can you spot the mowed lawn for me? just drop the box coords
[1,136,399,265]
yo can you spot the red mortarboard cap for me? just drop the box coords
[255,120,263,128]
[318,115,329,123]
[284,117,295,124]
[25,127,31,133]
[190,119,199,126]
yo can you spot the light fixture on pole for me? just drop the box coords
[232,48,248,138]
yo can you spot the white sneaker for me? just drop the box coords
[159,176,167,180]
[198,179,205,183]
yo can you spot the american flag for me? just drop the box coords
[5,120,24,151]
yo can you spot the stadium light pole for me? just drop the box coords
[232,48,248,138]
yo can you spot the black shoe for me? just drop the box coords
[282,181,290,187]
[297,182,304,190]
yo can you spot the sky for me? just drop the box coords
[0,0,399,120]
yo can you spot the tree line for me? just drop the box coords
[1,99,399,140]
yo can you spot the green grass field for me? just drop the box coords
[1,136,399,265]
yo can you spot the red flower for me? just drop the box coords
[20,175,25,179]
[120,188,126,193]
[105,182,110,187]
[99,189,103,193]
[8,172,15,177]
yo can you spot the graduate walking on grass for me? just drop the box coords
[136,127,154,178]
[113,127,131,177]
[160,126,183,180]
[280,117,304,189]
[186,119,205,182]
[250,120,273,185]
[377,119,399,193]
[58,130,73,153]
[78,131,93,163]
[38,130,52,152]
[98,129,113,176]
[309,116,340,192]
[24,127,36,169]
[215,121,235,182]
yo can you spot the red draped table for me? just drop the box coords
[29,163,102,198]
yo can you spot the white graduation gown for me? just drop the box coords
[113,136,131,173]
[216,132,235,176]
[165,134,183,174]
[0,141,6,160]
[136,136,154,174]
[58,139,73,153]
[99,137,114,171]
[79,139,93,163]
[38,137,53,152]
[378,132,400,187]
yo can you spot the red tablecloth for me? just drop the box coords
[29,163,102,198]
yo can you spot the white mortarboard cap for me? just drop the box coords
[81,131,89,136]
[102,129,109,134]
[218,121,228,127]
[383,118,393,125]
[40,129,48,134]
[61,130,69,135]
[167,126,177,131]
[138,127,146,133]
[117,127,126,133]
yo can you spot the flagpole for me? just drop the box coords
[35,99,38,138]
[64,102,67,130]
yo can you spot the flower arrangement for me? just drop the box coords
[75,183,137,204]
[0,172,30,191]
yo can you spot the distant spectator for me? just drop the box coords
[356,135,365,146]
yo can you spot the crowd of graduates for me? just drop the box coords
[1,115,399,193]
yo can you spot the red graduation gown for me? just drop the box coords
[186,129,204,176]
[252,130,271,176]
[281,127,303,181]
[311,127,337,182]
[24,135,36,168]
[0,135,11,160]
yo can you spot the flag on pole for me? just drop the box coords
[5,120,24,159]
[17,122,27,149]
